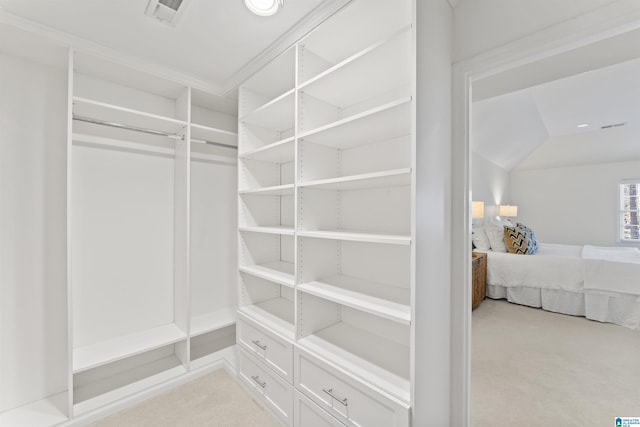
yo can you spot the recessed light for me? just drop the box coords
[577,123,589,128]
[245,0,282,16]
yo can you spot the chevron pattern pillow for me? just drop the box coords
[503,224,538,255]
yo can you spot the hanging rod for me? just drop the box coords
[73,115,238,150]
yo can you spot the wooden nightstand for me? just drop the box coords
[472,252,487,309]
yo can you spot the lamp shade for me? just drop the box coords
[499,204,518,217]
[472,201,485,219]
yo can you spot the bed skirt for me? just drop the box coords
[585,291,640,330]
[487,284,585,316]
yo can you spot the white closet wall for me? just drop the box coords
[0,51,68,423]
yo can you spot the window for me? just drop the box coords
[619,181,640,241]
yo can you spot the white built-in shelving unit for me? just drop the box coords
[237,0,414,425]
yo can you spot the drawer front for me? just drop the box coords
[294,390,346,427]
[294,347,410,427]
[239,348,293,426]
[238,314,293,383]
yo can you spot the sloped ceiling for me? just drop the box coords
[0,0,348,96]
[472,51,640,171]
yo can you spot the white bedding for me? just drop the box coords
[582,245,640,296]
[486,243,583,292]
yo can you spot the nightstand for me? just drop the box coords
[472,252,487,309]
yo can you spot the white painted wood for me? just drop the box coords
[239,261,295,288]
[299,168,411,191]
[190,309,237,337]
[297,230,410,245]
[72,324,187,373]
[191,123,238,147]
[294,390,347,427]
[239,183,295,196]
[241,89,295,132]
[0,393,68,427]
[237,315,294,383]
[240,226,296,236]
[294,347,410,427]
[240,136,295,163]
[239,303,295,340]
[238,348,294,426]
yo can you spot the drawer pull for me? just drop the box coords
[323,388,348,406]
[251,375,267,388]
[251,339,267,351]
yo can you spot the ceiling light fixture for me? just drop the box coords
[577,123,589,128]
[245,0,283,16]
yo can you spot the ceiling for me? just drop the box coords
[0,0,348,97]
[472,27,640,171]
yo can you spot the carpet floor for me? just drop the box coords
[472,298,640,426]
[90,369,280,427]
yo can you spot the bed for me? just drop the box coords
[481,243,640,331]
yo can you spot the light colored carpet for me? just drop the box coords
[90,369,280,427]
[472,299,640,426]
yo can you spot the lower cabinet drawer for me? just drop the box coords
[294,390,346,427]
[239,347,293,426]
[238,314,294,383]
[294,347,410,427]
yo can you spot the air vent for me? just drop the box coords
[601,122,627,129]
[145,0,187,26]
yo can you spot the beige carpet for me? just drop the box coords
[472,299,640,426]
[91,369,280,427]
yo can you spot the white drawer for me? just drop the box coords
[238,313,293,383]
[294,390,346,427]
[239,347,294,426]
[294,347,410,427]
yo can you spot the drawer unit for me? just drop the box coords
[238,313,294,383]
[295,390,346,427]
[239,347,294,426]
[294,347,410,427]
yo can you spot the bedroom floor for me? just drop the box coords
[471,298,640,426]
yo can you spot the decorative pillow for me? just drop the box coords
[503,223,538,255]
[484,218,512,252]
[471,226,491,251]
[517,222,539,253]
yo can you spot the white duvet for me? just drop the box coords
[486,243,584,292]
[582,245,640,296]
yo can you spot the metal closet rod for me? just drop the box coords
[73,115,238,150]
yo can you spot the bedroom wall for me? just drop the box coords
[471,152,510,218]
[510,160,640,246]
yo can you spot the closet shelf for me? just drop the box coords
[73,96,187,135]
[297,322,410,404]
[298,277,410,325]
[297,229,410,245]
[239,183,295,196]
[240,89,295,132]
[239,261,295,287]
[191,123,238,147]
[0,393,68,427]
[239,299,295,340]
[239,136,295,163]
[239,226,295,236]
[190,308,236,337]
[299,168,411,191]
[299,26,411,109]
[299,97,411,150]
[73,323,187,374]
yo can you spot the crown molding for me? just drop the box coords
[0,8,225,96]
[220,0,353,95]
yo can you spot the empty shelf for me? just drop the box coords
[239,298,295,340]
[190,308,236,337]
[191,123,238,147]
[239,261,295,287]
[297,229,410,245]
[73,323,187,373]
[240,89,295,132]
[239,226,295,236]
[0,393,67,427]
[298,276,410,324]
[239,184,294,196]
[299,168,411,191]
[239,137,295,163]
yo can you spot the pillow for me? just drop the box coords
[517,222,539,253]
[503,223,538,255]
[471,226,491,251]
[484,217,512,252]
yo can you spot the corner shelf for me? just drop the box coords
[239,226,295,236]
[239,183,295,196]
[190,308,237,337]
[240,89,295,131]
[239,136,295,163]
[191,123,238,147]
[73,323,187,374]
[240,261,295,288]
[298,276,410,325]
[239,300,295,340]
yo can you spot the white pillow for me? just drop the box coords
[484,218,512,253]
[471,226,491,251]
